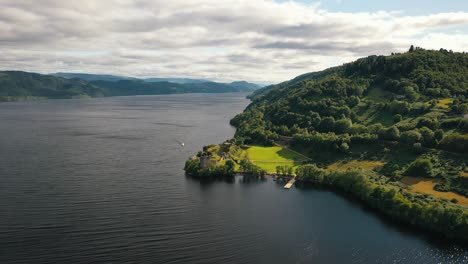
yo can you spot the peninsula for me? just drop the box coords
[185,47,468,242]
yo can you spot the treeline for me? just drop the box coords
[239,160,267,178]
[295,165,468,242]
[184,157,266,179]
[345,47,468,97]
[184,158,236,178]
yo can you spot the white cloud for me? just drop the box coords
[0,0,467,82]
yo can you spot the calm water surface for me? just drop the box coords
[0,93,467,263]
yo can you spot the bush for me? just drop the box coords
[401,130,422,145]
[239,159,266,177]
[393,114,403,123]
[405,158,433,177]
[413,142,423,152]
[438,134,468,153]
[418,126,436,147]
[379,126,400,140]
[296,164,325,182]
[417,117,439,130]
[458,119,468,133]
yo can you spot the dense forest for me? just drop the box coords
[232,48,468,157]
[191,47,468,241]
[0,71,260,101]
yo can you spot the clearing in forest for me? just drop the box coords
[401,177,468,206]
[327,160,385,171]
[436,98,454,109]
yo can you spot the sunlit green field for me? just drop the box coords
[245,146,307,173]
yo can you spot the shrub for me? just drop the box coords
[401,130,422,145]
[413,142,422,151]
[393,114,403,123]
[438,134,468,153]
[458,119,468,133]
[405,158,433,177]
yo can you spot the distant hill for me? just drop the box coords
[90,80,258,96]
[229,81,261,90]
[0,71,260,102]
[54,72,261,88]
[0,71,105,101]
[144,77,209,84]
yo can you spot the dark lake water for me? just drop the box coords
[0,93,467,263]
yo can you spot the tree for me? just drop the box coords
[334,118,352,134]
[347,96,360,107]
[369,123,384,134]
[320,116,335,132]
[401,130,422,145]
[417,118,439,130]
[404,86,419,101]
[296,164,325,182]
[340,142,350,152]
[438,134,468,153]
[225,160,236,174]
[458,119,468,133]
[380,126,400,140]
[413,142,423,153]
[434,129,444,141]
[393,114,402,123]
[406,159,433,177]
[418,127,436,147]
[276,166,281,175]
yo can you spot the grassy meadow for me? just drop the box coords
[401,177,468,206]
[327,160,385,172]
[245,146,308,173]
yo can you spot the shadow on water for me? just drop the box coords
[185,174,268,186]
[295,182,468,249]
[184,174,236,188]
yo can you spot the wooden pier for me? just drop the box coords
[284,176,296,189]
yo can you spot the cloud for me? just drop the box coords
[0,0,467,82]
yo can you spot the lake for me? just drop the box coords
[0,93,466,263]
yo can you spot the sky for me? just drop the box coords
[0,0,467,83]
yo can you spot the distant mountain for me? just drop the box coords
[52,72,137,82]
[229,81,261,90]
[0,71,260,102]
[0,71,105,101]
[54,72,218,85]
[144,78,209,84]
[90,80,257,95]
[52,72,261,89]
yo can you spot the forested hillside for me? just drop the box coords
[233,47,468,150]
[91,79,256,96]
[0,71,105,101]
[0,71,259,101]
[227,47,468,240]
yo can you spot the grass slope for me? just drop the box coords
[245,146,307,173]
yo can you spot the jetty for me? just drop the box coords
[284,176,296,189]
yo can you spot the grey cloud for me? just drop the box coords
[0,0,467,82]
[255,41,399,56]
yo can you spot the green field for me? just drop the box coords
[245,146,308,173]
